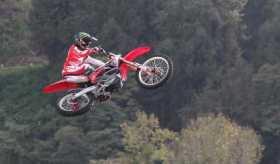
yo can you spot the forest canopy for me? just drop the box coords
[1,0,280,164]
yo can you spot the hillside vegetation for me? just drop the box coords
[1,0,280,164]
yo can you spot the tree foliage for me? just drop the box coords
[2,0,280,163]
[0,65,141,163]
[120,111,177,164]
[0,0,31,61]
[114,112,263,164]
[170,114,263,164]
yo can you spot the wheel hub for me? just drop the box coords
[71,99,79,112]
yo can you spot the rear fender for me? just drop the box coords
[120,46,151,81]
[43,80,80,94]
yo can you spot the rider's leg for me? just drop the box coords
[63,64,95,83]
[83,64,95,75]
[85,57,105,83]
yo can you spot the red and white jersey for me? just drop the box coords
[62,44,96,75]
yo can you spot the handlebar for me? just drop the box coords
[91,46,142,71]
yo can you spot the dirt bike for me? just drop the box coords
[43,46,173,116]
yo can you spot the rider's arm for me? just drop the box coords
[85,56,105,67]
[84,46,106,67]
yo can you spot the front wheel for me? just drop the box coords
[137,56,173,89]
[56,90,94,116]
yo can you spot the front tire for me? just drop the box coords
[137,55,173,89]
[56,90,94,116]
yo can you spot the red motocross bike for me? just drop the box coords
[43,46,173,116]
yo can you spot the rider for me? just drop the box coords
[62,32,105,83]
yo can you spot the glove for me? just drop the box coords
[93,46,106,54]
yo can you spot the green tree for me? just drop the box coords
[120,111,177,164]
[0,64,143,163]
[246,0,280,68]
[183,57,256,123]
[135,0,249,129]
[0,0,31,62]
[53,126,90,164]
[170,114,264,164]
[252,63,280,134]
[30,0,88,64]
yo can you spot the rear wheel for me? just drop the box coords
[137,56,173,89]
[56,90,94,116]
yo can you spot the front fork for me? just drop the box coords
[125,61,154,76]
[121,58,152,75]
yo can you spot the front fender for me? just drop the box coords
[120,46,151,81]
[43,80,80,94]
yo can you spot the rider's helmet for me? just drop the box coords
[74,32,98,49]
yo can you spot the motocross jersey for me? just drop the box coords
[62,44,97,76]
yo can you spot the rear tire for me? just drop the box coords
[136,55,173,89]
[56,90,94,116]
